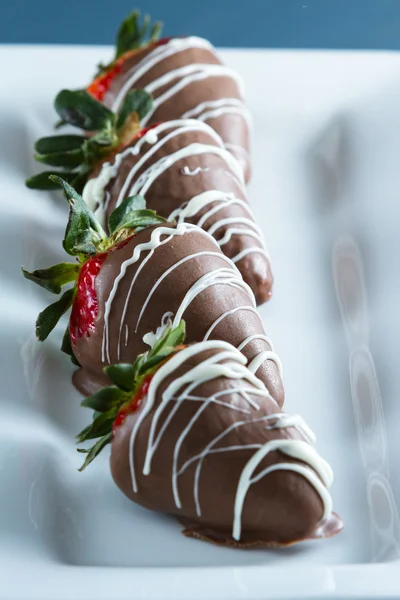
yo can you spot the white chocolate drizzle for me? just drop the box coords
[181,98,252,129]
[237,334,283,378]
[109,36,249,160]
[181,165,210,176]
[126,341,334,541]
[134,251,237,334]
[248,351,283,378]
[143,312,174,348]
[141,64,245,126]
[237,333,274,351]
[233,440,333,541]
[170,267,256,328]
[82,118,267,265]
[231,247,268,264]
[102,223,190,362]
[224,143,251,159]
[83,119,225,221]
[111,37,215,113]
[168,190,269,262]
[168,191,251,223]
[203,306,260,340]
[208,216,265,248]
[129,142,244,198]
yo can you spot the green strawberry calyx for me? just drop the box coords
[76,320,186,471]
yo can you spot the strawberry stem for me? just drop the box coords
[76,321,186,470]
[27,89,153,192]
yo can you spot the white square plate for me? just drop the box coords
[1,45,400,599]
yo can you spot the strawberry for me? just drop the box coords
[22,180,284,408]
[22,177,166,358]
[77,324,342,548]
[84,9,252,181]
[82,118,273,305]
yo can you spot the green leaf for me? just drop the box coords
[149,21,163,43]
[76,409,116,443]
[161,320,186,349]
[138,321,186,376]
[34,136,86,169]
[63,199,94,256]
[55,119,68,129]
[113,210,166,235]
[63,176,84,195]
[89,130,114,147]
[35,288,75,341]
[104,363,135,391]
[35,148,84,168]
[116,90,153,129]
[25,171,78,190]
[81,386,125,412]
[50,176,107,256]
[55,89,115,131]
[115,10,163,57]
[150,326,171,357]
[78,432,112,471]
[121,214,166,232]
[61,327,81,366]
[137,14,150,44]
[75,320,186,471]
[61,326,73,355]
[49,175,86,203]
[35,135,86,154]
[116,10,140,57]
[150,321,186,358]
[95,61,108,74]
[132,353,146,382]
[21,262,79,294]
[108,195,146,233]
[137,351,172,376]
[68,230,98,256]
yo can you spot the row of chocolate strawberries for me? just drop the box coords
[23,10,343,548]
[26,10,270,304]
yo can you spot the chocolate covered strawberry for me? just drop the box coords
[84,118,272,305]
[77,325,342,548]
[27,91,272,304]
[87,10,252,181]
[22,176,165,358]
[22,180,283,406]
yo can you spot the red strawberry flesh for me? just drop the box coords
[87,38,173,102]
[70,253,107,345]
[134,123,161,140]
[70,237,135,346]
[112,375,153,433]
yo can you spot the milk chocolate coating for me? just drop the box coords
[101,38,252,181]
[72,223,283,407]
[89,122,272,305]
[110,345,342,546]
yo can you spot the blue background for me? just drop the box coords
[2,0,400,48]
